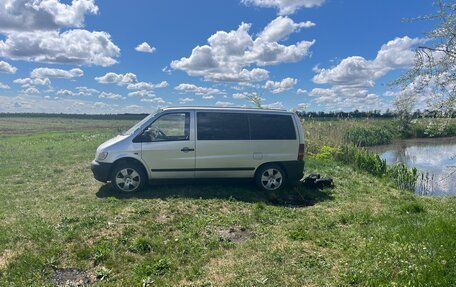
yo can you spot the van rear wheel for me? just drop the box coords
[111,162,146,193]
[255,164,286,192]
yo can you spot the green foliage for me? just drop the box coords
[345,126,394,146]
[400,202,426,214]
[130,237,153,254]
[414,119,456,138]
[388,164,418,191]
[335,145,387,177]
[92,240,113,264]
[95,266,112,281]
[135,258,172,277]
[314,145,337,160]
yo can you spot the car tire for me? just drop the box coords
[255,164,286,192]
[110,161,147,193]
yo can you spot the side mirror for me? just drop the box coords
[133,126,160,143]
[145,126,160,141]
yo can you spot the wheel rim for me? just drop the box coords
[260,168,283,191]
[115,168,141,192]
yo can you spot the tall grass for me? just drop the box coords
[344,126,394,146]
[304,118,390,153]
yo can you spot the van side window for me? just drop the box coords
[249,114,296,140]
[197,112,249,140]
[142,112,190,142]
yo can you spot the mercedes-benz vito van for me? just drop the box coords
[91,107,305,192]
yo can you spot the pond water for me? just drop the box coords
[369,137,456,196]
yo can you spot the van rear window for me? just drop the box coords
[197,112,296,141]
[197,112,249,140]
[249,114,296,140]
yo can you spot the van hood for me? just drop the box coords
[97,134,129,152]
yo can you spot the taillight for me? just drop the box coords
[298,144,304,160]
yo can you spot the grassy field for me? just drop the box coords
[0,117,456,286]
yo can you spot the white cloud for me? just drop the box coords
[313,36,422,87]
[215,101,234,107]
[296,102,308,109]
[178,97,194,104]
[76,86,98,95]
[14,77,51,87]
[232,92,248,99]
[241,0,325,15]
[22,87,40,94]
[56,89,75,96]
[56,87,98,97]
[0,60,17,73]
[135,42,156,53]
[171,17,314,82]
[175,83,222,96]
[0,1,119,66]
[31,67,83,79]
[309,86,384,111]
[99,92,125,100]
[0,30,120,66]
[263,101,284,109]
[258,16,315,42]
[0,82,10,89]
[0,0,99,32]
[162,66,172,75]
[0,94,158,114]
[264,77,297,93]
[141,97,165,103]
[297,88,308,94]
[95,72,138,85]
[128,90,155,97]
[311,36,423,110]
[127,81,168,90]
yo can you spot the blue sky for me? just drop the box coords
[0,0,436,114]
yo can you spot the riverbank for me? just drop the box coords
[304,117,456,152]
[0,117,456,286]
[369,137,456,196]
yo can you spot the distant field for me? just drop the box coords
[0,117,137,135]
[0,117,455,286]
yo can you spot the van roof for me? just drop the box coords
[161,106,293,114]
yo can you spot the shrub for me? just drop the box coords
[314,145,338,160]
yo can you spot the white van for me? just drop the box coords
[91,107,305,192]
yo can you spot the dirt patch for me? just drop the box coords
[156,209,174,223]
[0,249,15,269]
[216,227,254,243]
[52,268,96,287]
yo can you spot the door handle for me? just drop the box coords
[181,147,195,152]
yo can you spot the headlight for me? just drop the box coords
[97,152,108,161]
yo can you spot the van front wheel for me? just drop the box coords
[255,164,286,191]
[110,162,146,193]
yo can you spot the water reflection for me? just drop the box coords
[370,137,456,196]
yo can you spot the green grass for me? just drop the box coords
[0,117,455,286]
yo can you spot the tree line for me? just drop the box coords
[1,109,454,121]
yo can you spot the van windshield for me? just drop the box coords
[122,113,155,135]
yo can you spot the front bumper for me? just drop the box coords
[91,160,113,183]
